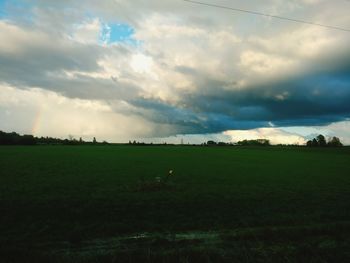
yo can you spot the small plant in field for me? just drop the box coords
[168,169,174,177]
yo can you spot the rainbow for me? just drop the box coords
[31,108,43,135]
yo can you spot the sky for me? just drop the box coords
[0,0,350,144]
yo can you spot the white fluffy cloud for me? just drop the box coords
[72,18,102,44]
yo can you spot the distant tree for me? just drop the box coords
[311,138,318,147]
[327,136,343,147]
[306,140,313,147]
[237,140,248,146]
[0,131,11,144]
[306,134,343,147]
[237,139,270,146]
[0,131,33,145]
[20,135,36,145]
[257,139,270,146]
[0,130,105,146]
[317,134,327,147]
[93,137,97,144]
[207,140,217,146]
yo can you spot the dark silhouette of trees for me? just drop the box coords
[237,139,270,146]
[0,131,35,145]
[207,140,217,146]
[0,130,108,146]
[203,141,234,146]
[20,135,36,145]
[312,138,318,147]
[1,130,344,148]
[327,136,343,147]
[317,134,327,147]
[306,134,343,147]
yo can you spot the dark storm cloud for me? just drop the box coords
[129,97,271,134]
[129,56,350,134]
[129,98,208,134]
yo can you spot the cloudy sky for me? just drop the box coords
[0,0,350,144]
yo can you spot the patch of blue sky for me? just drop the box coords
[0,0,33,20]
[110,23,134,42]
[0,0,7,17]
[100,22,140,46]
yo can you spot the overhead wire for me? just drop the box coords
[184,0,350,32]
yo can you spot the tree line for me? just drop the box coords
[306,134,343,147]
[0,131,107,145]
[0,130,344,147]
[201,139,271,146]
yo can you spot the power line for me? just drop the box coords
[184,0,350,32]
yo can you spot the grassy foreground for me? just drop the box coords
[0,146,350,262]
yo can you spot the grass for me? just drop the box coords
[0,146,350,262]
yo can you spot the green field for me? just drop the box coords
[1,146,350,262]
